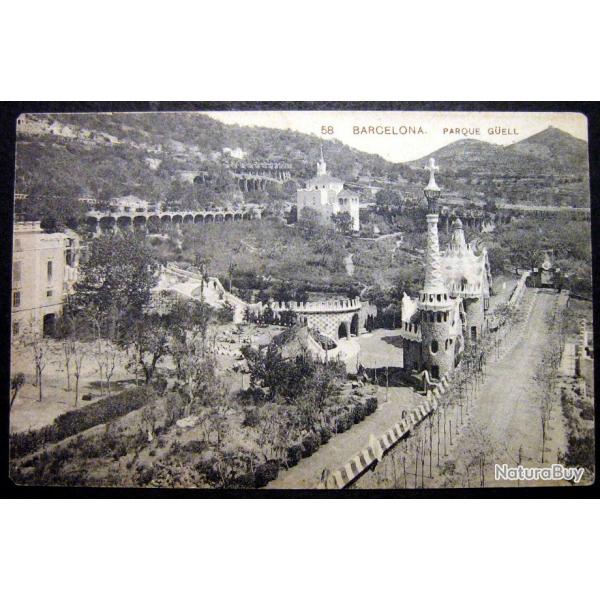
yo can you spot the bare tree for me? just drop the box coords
[94,338,120,395]
[72,341,88,406]
[461,421,496,487]
[22,321,49,403]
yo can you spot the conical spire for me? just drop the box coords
[316,144,327,176]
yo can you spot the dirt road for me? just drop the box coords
[355,288,569,489]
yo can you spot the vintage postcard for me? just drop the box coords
[7,108,594,491]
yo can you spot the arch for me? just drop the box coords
[215,213,224,222]
[86,216,98,233]
[350,313,359,336]
[117,215,132,229]
[194,213,204,224]
[366,314,375,332]
[337,321,349,340]
[172,214,183,225]
[147,215,160,233]
[99,216,115,233]
[224,213,233,222]
[133,215,147,230]
[233,213,242,221]
[205,213,214,223]
[183,214,194,225]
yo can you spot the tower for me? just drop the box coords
[316,145,327,176]
[418,158,455,379]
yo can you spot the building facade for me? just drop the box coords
[11,221,80,338]
[297,148,360,232]
[399,159,491,380]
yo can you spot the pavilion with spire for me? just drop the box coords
[399,158,491,380]
[296,146,360,232]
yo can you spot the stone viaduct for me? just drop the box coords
[85,208,261,234]
[189,162,293,193]
[230,161,292,192]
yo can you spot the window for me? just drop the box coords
[46,290,53,297]
[47,260,53,282]
[12,260,21,284]
[431,340,438,353]
[436,312,442,323]
[12,321,20,336]
[13,291,21,308]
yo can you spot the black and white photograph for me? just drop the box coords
[5,109,594,491]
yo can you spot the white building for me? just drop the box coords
[11,222,80,337]
[297,148,360,232]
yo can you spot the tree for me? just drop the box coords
[94,338,120,395]
[298,207,323,237]
[461,422,496,487]
[55,315,75,391]
[10,373,25,410]
[375,188,403,214]
[120,313,170,385]
[73,231,158,331]
[21,321,49,403]
[72,341,89,406]
[331,212,353,235]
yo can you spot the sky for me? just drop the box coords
[203,111,588,163]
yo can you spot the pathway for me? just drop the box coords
[267,384,421,489]
[355,288,569,489]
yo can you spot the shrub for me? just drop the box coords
[153,377,168,394]
[254,460,279,487]
[230,472,256,489]
[365,396,378,414]
[566,432,595,472]
[335,415,348,433]
[301,433,320,458]
[136,466,154,486]
[287,444,303,466]
[352,404,366,424]
[10,387,153,459]
[319,426,332,445]
[184,440,208,454]
[242,408,260,428]
[580,404,594,421]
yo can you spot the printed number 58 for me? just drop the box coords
[321,126,334,135]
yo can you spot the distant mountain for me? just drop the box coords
[406,127,589,207]
[408,127,588,176]
[508,126,588,170]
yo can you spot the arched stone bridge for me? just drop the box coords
[85,209,261,234]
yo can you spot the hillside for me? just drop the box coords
[407,127,590,207]
[509,125,589,169]
[15,112,406,198]
[14,114,591,229]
